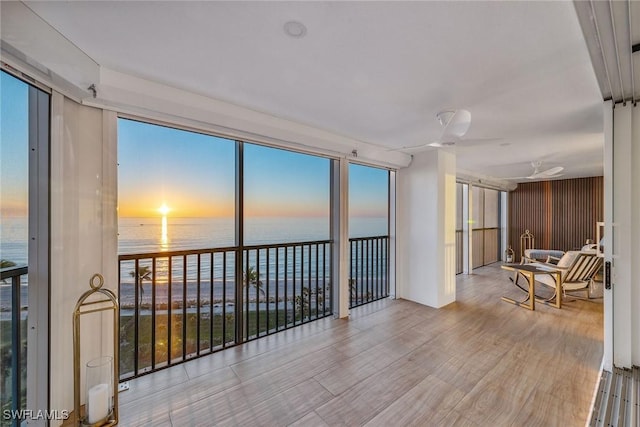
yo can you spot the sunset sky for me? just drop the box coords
[1,72,29,217]
[118,118,237,217]
[118,118,388,219]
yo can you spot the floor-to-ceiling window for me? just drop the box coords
[472,186,501,269]
[0,70,29,423]
[348,163,389,307]
[455,183,504,273]
[0,70,50,425]
[243,143,332,338]
[117,119,333,380]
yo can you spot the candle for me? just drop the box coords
[87,383,109,424]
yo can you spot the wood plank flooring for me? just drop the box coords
[119,264,603,426]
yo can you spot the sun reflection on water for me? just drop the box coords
[159,203,170,251]
[161,215,168,250]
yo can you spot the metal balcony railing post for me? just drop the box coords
[133,259,139,375]
[235,248,244,344]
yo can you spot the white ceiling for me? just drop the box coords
[24,1,604,181]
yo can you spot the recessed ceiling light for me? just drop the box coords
[284,21,307,38]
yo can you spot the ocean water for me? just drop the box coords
[1,216,28,265]
[1,216,387,312]
[1,215,386,259]
[118,216,386,254]
[119,216,329,254]
[1,217,29,317]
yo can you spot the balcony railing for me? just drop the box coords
[119,235,390,380]
[118,240,333,380]
[349,236,389,308]
[0,265,28,426]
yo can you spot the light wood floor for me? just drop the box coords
[119,264,603,426]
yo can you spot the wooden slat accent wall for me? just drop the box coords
[508,177,603,261]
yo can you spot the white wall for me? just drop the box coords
[396,150,456,308]
[609,103,640,368]
[50,93,118,422]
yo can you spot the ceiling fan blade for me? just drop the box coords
[451,137,503,148]
[505,163,564,181]
[393,138,456,151]
[389,141,434,151]
[428,139,457,148]
[526,174,563,180]
[535,166,564,177]
[402,144,429,151]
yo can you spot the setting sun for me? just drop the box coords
[158,203,170,216]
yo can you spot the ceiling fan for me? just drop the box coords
[394,109,500,150]
[506,161,564,180]
[426,109,472,148]
[397,109,495,151]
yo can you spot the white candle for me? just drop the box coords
[87,383,109,424]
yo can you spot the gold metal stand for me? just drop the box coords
[73,274,119,426]
[520,229,535,262]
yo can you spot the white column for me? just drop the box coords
[50,93,118,422]
[331,158,349,318]
[101,110,119,357]
[396,149,456,308]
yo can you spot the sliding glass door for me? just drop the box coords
[1,70,50,424]
[471,186,501,268]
